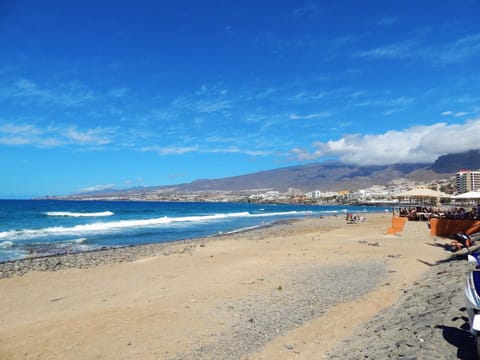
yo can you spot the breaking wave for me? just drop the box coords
[0,210,312,242]
[45,211,115,217]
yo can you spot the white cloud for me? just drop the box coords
[208,146,272,157]
[356,33,480,65]
[0,136,32,146]
[291,119,480,165]
[290,91,327,102]
[77,184,116,193]
[356,40,418,60]
[290,112,330,120]
[196,99,231,113]
[141,145,200,155]
[0,122,114,148]
[437,33,480,64]
[351,96,415,116]
[1,79,96,107]
[0,123,40,135]
[441,110,470,117]
[141,143,271,157]
[63,127,113,145]
[0,122,60,147]
[124,177,143,186]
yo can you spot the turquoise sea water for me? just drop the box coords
[0,200,391,262]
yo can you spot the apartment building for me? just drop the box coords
[456,170,480,193]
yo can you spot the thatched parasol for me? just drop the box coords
[394,188,451,206]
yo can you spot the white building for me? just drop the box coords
[456,170,480,193]
[305,190,338,200]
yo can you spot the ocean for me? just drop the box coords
[0,200,391,262]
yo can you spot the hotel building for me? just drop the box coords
[456,170,480,193]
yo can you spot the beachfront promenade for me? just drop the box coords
[388,207,480,238]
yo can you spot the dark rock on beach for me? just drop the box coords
[0,240,203,279]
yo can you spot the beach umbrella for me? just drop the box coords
[453,191,480,199]
[453,191,480,206]
[394,188,451,206]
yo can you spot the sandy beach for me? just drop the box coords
[0,213,473,359]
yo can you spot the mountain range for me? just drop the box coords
[78,149,480,196]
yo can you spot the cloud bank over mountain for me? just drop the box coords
[292,118,480,166]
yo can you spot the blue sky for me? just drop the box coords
[1,0,480,197]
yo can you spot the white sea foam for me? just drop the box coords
[0,241,13,248]
[0,210,312,241]
[70,238,88,244]
[45,211,115,217]
[221,224,266,235]
[70,244,95,252]
[249,210,312,217]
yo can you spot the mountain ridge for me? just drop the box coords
[76,149,480,196]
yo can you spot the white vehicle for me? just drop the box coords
[465,252,480,358]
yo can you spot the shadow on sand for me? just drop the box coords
[410,240,480,358]
[416,242,480,266]
[437,312,477,360]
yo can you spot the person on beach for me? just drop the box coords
[451,231,472,252]
[345,213,355,223]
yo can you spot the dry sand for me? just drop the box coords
[0,213,455,359]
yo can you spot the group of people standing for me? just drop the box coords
[345,213,366,223]
[397,204,480,221]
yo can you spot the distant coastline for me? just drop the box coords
[35,195,416,209]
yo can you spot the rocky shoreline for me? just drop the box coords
[0,238,207,279]
[0,219,304,279]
